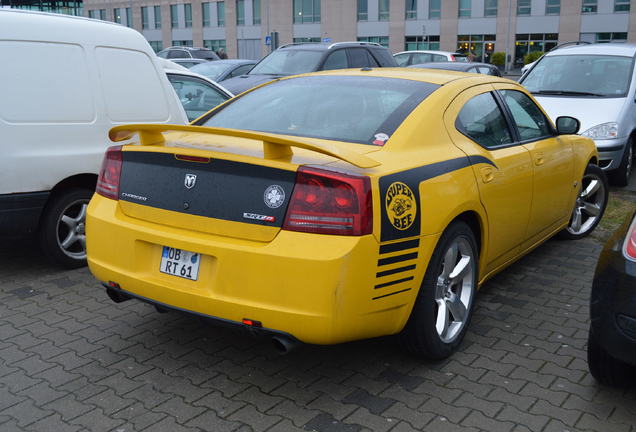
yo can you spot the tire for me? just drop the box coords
[587,327,636,387]
[38,187,93,269]
[608,139,633,187]
[558,164,608,240]
[399,220,478,360]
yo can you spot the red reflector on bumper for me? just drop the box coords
[242,318,262,328]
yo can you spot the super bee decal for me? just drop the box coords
[385,182,416,230]
[379,156,496,242]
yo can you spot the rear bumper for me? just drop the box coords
[0,191,50,236]
[590,214,636,366]
[87,196,434,345]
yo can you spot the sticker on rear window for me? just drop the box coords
[373,133,390,146]
[264,185,285,209]
[385,182,416,230]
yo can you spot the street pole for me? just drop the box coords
[505,0,512,73]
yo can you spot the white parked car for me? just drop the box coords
[394,50,468,66]
[520,43,636,186]
[0,10,189,268]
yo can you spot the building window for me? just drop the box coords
[582,0,596,13]
[405,0,416,19]
[429,0,440,18]
[253,0,261,24]
[405,35,440,51]
[358,36,389,48]
[202,2,210,26]
[99,9,106,19]
[594,32,628,42]
[357,0,368,21]
[125,7,132,27]
[88,9,97,18]
[457,34,496,62]
[293,0,320,23]
[172,40,193,47]
[204,39,227,52]
[184,4,192,27]
[517,0,531,15]
[154,6,161,28]
[458,0,471,17]
[379,0,389,20]
[545,0,560,14]
[141,6,149,29]
[236,0,245,25]
[217,1,225,26]
[293,37,321,42]
[514,33,558,66]
[484,0,497,16]
[170,4,178,27]
[615,0,630,12]
[113,8,121,23]
[149,41,163,52]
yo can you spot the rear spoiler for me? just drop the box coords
[109,124,380,169]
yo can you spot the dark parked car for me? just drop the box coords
[588,210,636,386]
[157,46,220,61]
[409,61,502,77]
[190,59,257,82]
[221,41,397,94]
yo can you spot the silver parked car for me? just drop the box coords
[520,43,636,185]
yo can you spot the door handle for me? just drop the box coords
[534,152,545,166]
[480,166,494,183]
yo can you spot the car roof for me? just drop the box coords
[545,43,636,57]
[205,59,256,64]
[409,62,493,71]
[284,67,508,86]
[278,42,384,51]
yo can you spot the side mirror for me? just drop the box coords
[556,116,580,135]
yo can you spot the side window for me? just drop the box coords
[168,49,189,59]
[432,54,446,62]
[477,66,490,74]
[456,92,513,149]
[230,64,253,77]
[411,53,432,64]
[347,48,371,68]
[500,90,552,141]
[322,49,348,70]
[167,74,229,122]
[366,51,380,67]
[394,53,410,66]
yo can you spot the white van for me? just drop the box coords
[0,10,188,268]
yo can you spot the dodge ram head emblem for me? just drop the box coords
[184,174,197,189]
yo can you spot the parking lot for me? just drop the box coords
[2,222,636,432]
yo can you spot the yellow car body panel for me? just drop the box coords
[87,69,599,345]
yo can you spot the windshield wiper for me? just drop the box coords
[532,90,605,97]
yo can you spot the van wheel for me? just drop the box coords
[608,139,633,187]
[399,221,478,360]
[39,188,93,269]
[587,327,636,387]
[558,164,608,240]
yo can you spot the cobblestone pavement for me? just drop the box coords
[1,235,635,432]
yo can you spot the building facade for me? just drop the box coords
[78,0,636,66]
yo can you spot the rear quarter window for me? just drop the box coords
[0,41,94,123]
[95,47,170,122]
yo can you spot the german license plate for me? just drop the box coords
[160,247,200,281]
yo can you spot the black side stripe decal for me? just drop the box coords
[374,276,414,289]
[379,239,420,254]
[373,288,412,300]
[376,264,416,278]
[378,252,418,266]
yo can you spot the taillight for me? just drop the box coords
[96,145,123,200]
[450,55,455,61]
[625,215,636,261]
[283,167,372,236]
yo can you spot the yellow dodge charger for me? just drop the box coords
[87,68,607,359]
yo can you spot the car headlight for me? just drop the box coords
[581,122,619,140]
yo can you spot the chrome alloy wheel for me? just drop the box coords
[56,199,89,260]
[566,172,606,236]
[434,237,475,343]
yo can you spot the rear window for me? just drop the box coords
[249,49,324,75]
[192,50,220,60]
[199,75,439,145]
